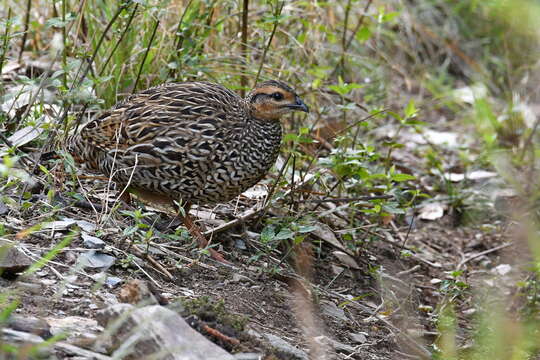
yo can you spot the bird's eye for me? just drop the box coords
[271,92,284,100]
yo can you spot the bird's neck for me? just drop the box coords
[238,117,283,175]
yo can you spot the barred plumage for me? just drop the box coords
[67,80,308,263]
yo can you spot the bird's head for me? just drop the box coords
[246,80,309,121]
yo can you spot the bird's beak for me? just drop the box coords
[286,96,309,113]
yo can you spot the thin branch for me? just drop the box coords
[292,195,393,204]
[457,243,512,270]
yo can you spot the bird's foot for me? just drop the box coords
[207,247,232,265]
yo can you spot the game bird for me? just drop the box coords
[68,80,309,263]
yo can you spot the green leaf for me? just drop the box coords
[298,225,317,233]
[274,228,294,240]
[391,173,416,182]
[328,82,363,96]
[123,226,138,236]
[404,99,417,118]
[283,133,299,142]
[355,26,372,43]
[261,226,275,243]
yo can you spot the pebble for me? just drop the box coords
[263,333,309,360]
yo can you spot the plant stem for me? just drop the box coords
[168,0,194,79]
[0,8,12,83]
[100,3,139,76]
[18,0,32,63]
[344,0,373,51]
[240,0,249,96]
[62,0,67,90]
[338,0,352,77]
[133,18,160,93]
[254,0,284,85]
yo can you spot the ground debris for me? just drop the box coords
[96,303,235,360]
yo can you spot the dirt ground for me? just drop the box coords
[1,174,514,359]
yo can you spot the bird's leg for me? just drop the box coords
[178,203,230,264]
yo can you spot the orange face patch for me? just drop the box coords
[251,86,295,102]
[251,102,282,120]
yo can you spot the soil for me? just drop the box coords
[0,176,513,359]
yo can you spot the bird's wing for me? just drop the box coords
[78,82,246,192]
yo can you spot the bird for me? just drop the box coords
[67,80,309,263]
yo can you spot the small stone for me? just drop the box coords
[81,233,105,249]
[97,304,235,359]
[0,200,8,215]
[320,301,348,322]
[2,328,50,357]
[493,264,512,276]
[77,251,115,270]
[350,332,368,344]
[8,314,52,339]
[15,281,43,294]
[234,239,247,250]
[40,279,56,286]
[105,276,122,288]
[46,316,103,344]
[231,273,254,283]
[73,220,97,232]
[263,333,308,360]
[0,241,33,276]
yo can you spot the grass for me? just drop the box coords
[0,0,540,358]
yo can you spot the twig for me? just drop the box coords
[130,245,174,281]
[202,324,240,346]
[335,108,388,136]
[203,205,262,237]
[293,195,393,204]
[153,243,217,271]
[457,242,512,270]
[396,265,421,276]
